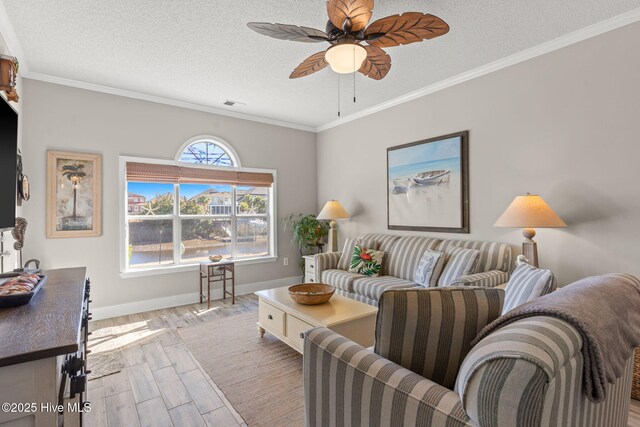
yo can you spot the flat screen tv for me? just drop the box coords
[0,97,17,231]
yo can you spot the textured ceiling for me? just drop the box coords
[3,0,640,128]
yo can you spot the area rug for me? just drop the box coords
[178,311,304,427]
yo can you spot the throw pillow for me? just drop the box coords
[414,249,445,287]
[502,262,557,314]
[437,247,481,287]
[337,237,378,271]
[348,245,385,277]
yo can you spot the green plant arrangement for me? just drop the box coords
[283,214,329,272]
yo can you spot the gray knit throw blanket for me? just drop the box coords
[473,273,640,403]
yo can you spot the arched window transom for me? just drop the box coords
[178,140,238,167]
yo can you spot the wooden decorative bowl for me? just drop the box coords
[209,255,223,262]
[288,284,335,305]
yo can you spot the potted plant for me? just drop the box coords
[283,214,329,273]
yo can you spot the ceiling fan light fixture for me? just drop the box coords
[324,43,367,74]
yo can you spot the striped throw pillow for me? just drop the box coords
[337,238,378,271]
[414,249,445,287]
[437,247,481,287]
[502,262,557,314]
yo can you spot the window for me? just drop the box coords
[121,141,275,273]
[177,139,239,167]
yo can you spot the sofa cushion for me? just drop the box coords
[357,233,402,276]
[414,249,445,288]
[436,239,511,273]
[357,233,401,253]
[337,237,379,271]
[352,275,419,302]
[334,288,377,306]
[438,247,481,287]
[347,245,385,277]
[502,262,557,314]
[321,269,364,292]
[385,236,441,281]
[375,287,505,390]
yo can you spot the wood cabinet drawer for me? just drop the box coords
[287,315,315,352]
[259,301,285,336]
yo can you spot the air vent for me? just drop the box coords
[223,100,246,107]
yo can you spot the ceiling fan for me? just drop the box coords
[247,0,449,80]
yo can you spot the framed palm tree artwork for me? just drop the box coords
[47,151,102,238]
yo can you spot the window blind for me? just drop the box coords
[126,162,274,187]
[126,162,180,183]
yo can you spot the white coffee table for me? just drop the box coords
[255,286,378,354]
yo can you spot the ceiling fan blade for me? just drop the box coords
[290,51,329,79]
[247,22,329,43]
[358,45,391,80]
[327,0,374,32]
[364,12,449,47]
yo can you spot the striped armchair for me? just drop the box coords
[304,287,634,427]
[304,287,503,427]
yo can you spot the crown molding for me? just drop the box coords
[5,7,640,134]
[21,71,316,133]
[316,8,640,132]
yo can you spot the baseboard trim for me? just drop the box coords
[91,275,301,320]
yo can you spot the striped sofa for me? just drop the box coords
[313,234,512,306]
[304,285,634,427]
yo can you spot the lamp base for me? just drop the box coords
[327,220,338,252]
[522,240,539,267]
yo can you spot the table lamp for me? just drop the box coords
[317,200,350,252]
[494,193,566,267]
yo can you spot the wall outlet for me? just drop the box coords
[283,257,289,266]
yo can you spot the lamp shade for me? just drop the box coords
[494,194,567,228]
[317,200,350,220]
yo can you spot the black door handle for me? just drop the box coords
[299,333,304,339]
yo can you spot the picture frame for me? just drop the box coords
[46,150,102,238]
[387,131,469,233]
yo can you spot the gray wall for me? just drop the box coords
[20,79,317,310]
[317,22,640,285]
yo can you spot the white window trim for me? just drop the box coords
[118,155,277,278]
[175,135,242,168]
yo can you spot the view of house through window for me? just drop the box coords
[124,140,273,270]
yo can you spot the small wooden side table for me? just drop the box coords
[199,261,235,308]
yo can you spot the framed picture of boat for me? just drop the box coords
[387,131,469,233]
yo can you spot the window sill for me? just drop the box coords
[120,256,278,279]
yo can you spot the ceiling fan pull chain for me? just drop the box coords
[337,75,341,117]
[353,47,357,103]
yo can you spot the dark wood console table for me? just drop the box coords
[0,267,90,426]
[199,261,235,308]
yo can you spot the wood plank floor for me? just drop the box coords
[88,294,640,427]
[87,294,258,427]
